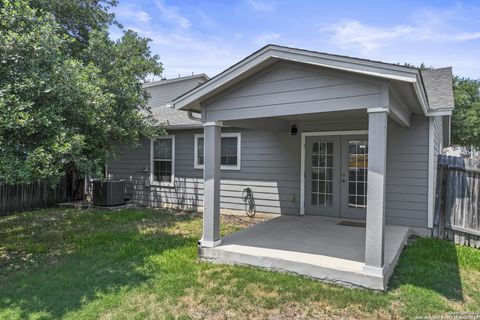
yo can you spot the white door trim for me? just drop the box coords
[300,130,368,215]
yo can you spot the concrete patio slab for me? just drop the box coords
[199,215,411,290]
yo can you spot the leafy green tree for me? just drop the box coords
[451,77,480,148]
[0,0,162,184]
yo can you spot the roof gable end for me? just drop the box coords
[173,45,431,113]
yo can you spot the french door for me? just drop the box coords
[304,135,368,220]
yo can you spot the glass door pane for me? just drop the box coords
[347,140,368,209]
[311,141,334,207]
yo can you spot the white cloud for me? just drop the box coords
[128,27,248,79]
[322,7,480,54]
[254,32,281,45]
[115,5,151,23]
[321,21,414,53]
[246,0,275,12]
[155,0,191,29]
[454,32,480,41]
[137,11,151,23]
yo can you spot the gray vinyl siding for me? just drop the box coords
[147,78,205,107]
[203,61,385,122]
[107,128,301,214]
[385,115,429,227]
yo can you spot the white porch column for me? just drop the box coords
[364,108,389,275]
[200,121,222,247]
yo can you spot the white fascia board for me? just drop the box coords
[426,110,453,116]
[412,74,430,116]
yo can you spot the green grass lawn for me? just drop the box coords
[0,208,479,319]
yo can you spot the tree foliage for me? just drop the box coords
[451,76,480,148]
[0,0,162,184]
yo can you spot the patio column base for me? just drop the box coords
[362,264,386,277]
[199,239,222,248]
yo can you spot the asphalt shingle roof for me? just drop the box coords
[150,104,201,128]
[421,67,454,110]
[143,74,207,128]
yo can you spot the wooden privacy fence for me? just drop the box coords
[434,155,480,248]
[0,178,67,216]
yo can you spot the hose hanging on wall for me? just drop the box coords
[242,187,256,218]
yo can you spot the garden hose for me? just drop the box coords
[242,187,256,218]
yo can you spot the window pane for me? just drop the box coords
[310,140,333,207]
[197,155,204,165]
[327,142,333,155]
[197,137,204,165]
[221,137,238,166]
[197,135,239,167]
[318,154,326,167]
[318,181,325,193]
[319,142,326,154]
[327,155,333,168]
[318,168,326,181]
[198,137,204,156]
[318,194,326,205]
[347,140,368,209]
[155,139,172,159]
[326,168,332,181]
[154,160,172,182]
[326,194,332,206]
[349,195,356,207]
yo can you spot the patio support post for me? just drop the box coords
[200,121,222,247]
[363,108,389,275]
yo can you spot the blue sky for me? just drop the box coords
[110,0,480,79]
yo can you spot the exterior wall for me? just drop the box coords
[108,115,431,228]
[203,61,385,122]
[386,116,430,227]
[146,77,205,107]
[108,128,301,214]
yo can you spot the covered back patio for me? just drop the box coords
[201,215,410,290]
[173,45,433,290]
[196,110,402,290]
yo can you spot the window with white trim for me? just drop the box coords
[150,136,175,186]
[194,133,241,170]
